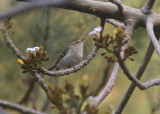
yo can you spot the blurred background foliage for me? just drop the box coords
[0,0,160,114]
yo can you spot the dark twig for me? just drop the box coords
[94,63,112,96]
[43,8,50,41]
[19,77,37,104]
[0,99,47,114]
[39,46,99,76]
[106,19,125,29]
[141,0,156,14]
[115,42,155,114]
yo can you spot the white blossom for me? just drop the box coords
[26,46,39,54]
[94,26,102,32]
[88,26,102,37]
[34,47,40,51]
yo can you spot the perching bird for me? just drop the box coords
[48,38,85,70]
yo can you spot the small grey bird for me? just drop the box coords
[48,38,85,70]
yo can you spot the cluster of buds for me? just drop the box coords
[17,45,49,73]
[46,76,96,114]
[91,26,137,62]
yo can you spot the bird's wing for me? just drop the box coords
[55,46,70,65]
[48,45,70,71]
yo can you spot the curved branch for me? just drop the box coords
[106,19,125,29]
[39,46,99,76]
[146,20,160,56]
[115,42,155,114]
[109,0,123,13]
[117,53,160,90]
[1,26,25,59]
[1,26,50,93]
[1,0,160,29]
[93,21,136,107]
[0,99,47,114]
[141,0,156,14]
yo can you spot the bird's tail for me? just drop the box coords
[48,65,56,71]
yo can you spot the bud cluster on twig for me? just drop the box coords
[17,45,49,73]
[46,75,99,114]
[90,26,137,62]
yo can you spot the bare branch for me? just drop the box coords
[39,47,99,76]
[106,19,125,29]
[141,0,156,14]
[109,0,123,13]
[1,26,25,59]
[1,26,50,93]
[93,21,136,107]
[146,20,160,56]
[117,54,160,90]
[0,99,47,114]
[94,63,120,106]
[115,42,155,114]
[34,73,50,93]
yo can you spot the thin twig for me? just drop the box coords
[94,63,112,96]
[93,21,136,107]
[115,42,155,114]
[1,26,50,93]
[141,0,156,14]
[39,46,99,76]
[43,8,50,41]
[0,99,47,114]
[19,77,37,104]
[106,19,125,29]
[1,26,25,59]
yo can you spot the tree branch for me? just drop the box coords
[117,53,160,90]
[1,26,50,93]
[1,26,25,59]
[109,0,123,13]
[141,0,156,14]
[39,46,99,76]
[106,19,125,29]
[0,0,160,29]
[115,42,155,114]
[92,21,136,107]
[0,99,47,114]
[146,20,160,56]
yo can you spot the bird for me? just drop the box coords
[48,38,85,71]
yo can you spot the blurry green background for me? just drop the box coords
[0,0,160,114]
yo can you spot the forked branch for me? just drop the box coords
[118,54,160,90]
[141,0,156,14]
[93,21,136,107]
[115,42,155,114]
[109,0,123,13]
